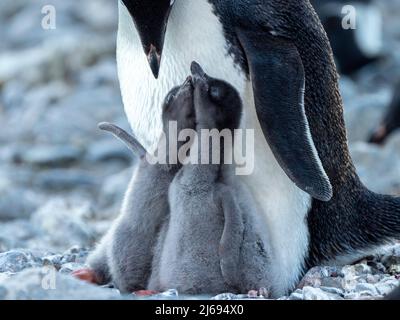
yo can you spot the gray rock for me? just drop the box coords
[59,262,86,275]
[78,58,118,88]
[61,246,90,264]
[212,293,242,300]
[344,89,391,143]
[34,169,98,190]
[287,289,304,300]
[98,167,133,210]
[376,278,400,296]
[0,268,125,300]
[19,145,82,167]
[85,139,132,164]
[355,283,379,296]
[31,199,96,249]
[0,250,41,273]
[302,286,343,300]
[298,266,341,289]
[0,220,39,251]
[350,142,400,194]
[0,189,42,221]
[42,254,63,270]
[319,286,345,296]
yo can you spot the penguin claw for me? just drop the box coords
[72,268,100,285]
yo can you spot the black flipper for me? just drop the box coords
[237,30,333,202]
[98,122,147,159]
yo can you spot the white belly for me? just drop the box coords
[117,0,311,296]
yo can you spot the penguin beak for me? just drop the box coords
[147,44,162,79]
[122,0,173,79]
[191,61,208,85]
[136,28,166,79]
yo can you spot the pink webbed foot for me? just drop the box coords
[133,290,160,297]
[72,268,101,285]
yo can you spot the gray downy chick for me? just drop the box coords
[149,62,272,295]
[84,78,196,293]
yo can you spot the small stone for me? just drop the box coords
[0,268,126,300]
[59,262,86,275]
[31,198,96,249]
[319,286,344,296]
[42,254,63,270]
[34,169,98,191]
[0,189,41,221]
[298,266,341,289]
[288,291,304,300]
[302,286,343,300]
[0,221,39,252]
[18,145,82,167]
[0,250,40,273]
[212,293,245,300]
[376,279,400,296]
[354,263,373,275]
[85,139,132,163]
[354,283,379,296]
[98,167,133,210]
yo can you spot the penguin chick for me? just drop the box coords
[79,78,196,293]
[149,62,272,295]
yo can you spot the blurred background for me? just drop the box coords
[0,0,132,254]
[0,0,400,299]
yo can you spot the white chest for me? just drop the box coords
[117,0,246,150]
[116,0,311,296]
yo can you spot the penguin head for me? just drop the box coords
[121,0,175,78]
[161,76,196,135]
[191,62,243,132]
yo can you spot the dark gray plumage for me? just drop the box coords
[148,62,271,295]
[85,78,196,293]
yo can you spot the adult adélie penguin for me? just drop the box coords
[117,0,400,297]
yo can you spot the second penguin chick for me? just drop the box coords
[152,62,272,295]
[82,77,196,293]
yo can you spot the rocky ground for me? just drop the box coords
[0,0,399,300]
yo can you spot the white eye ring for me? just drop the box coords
[170,0,175,6]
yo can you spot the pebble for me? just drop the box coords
[18,145,83,167]
[31,199,96,249]
[0,268,125,300]
[0,250,41,273]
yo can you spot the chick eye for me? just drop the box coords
[210,86,222,100]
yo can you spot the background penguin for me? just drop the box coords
[310,0,383,75]
[117,0,400,296]
[74,78,196,293]
[369,81,400,144]
[148,62,272,295]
